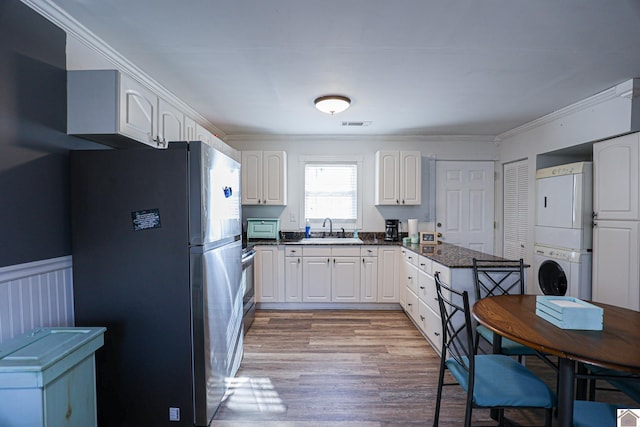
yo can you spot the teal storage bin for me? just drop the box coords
[0,327,106,427]
[535,296,603,330]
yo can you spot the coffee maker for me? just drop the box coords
[384,219,400,241]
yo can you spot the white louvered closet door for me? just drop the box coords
[503,160,529,262]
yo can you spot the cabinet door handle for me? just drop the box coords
[420,286,425,290]
[434,332,440,336]
[327,258,330,264]
[298,258,300,264]
[362,258,365,264]
[396,199,399,204]
[420,315,425,321]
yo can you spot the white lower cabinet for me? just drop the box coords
[400,248,419,310]
[302,255,332,302]
[255,245,283,302]
[284,246,303,302]
[401,252,453,355]
[332,256,361,302]
[405,289,420,322]
[255,244,399,306]
[302,246,361,302]
[418,299,443,352]
[378,247,400,302]
[361,247,379,302]
[592,220,640,311]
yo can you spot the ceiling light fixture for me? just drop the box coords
[314,95,351,115]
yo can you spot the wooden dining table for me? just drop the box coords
[472,294,640,427]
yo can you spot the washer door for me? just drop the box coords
[538,260,568,296]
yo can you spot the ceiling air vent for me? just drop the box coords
[341,121,372,127]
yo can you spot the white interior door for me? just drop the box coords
[436,161,495,253]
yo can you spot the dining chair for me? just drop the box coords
[584,364,640,404]
[572,400,625,427]
[471,258,536,357]
[432,272,555,427]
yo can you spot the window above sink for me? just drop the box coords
[300,155,364,232]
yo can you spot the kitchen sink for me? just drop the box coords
[299,237,363,244]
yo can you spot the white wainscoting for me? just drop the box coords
[0,256,74,345]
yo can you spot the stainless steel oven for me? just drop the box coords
[241,248,256,332]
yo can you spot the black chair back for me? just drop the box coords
[472,258,525,301]
[434,271,474,373]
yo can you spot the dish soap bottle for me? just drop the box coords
[305,219,311,238]
[353,228,359,239]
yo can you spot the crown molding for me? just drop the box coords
[497,79,638,141]
[20,0,227,140]
[225,133,498,143]
[615,78,640,99]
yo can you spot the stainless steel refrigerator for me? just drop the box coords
[70,141,243,426]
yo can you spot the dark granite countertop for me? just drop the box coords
[246,232,516,269]
[401,242,514,269]
[246,231,400,247]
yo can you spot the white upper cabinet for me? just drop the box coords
[68,70,186,149]
[241,151,287,205]
[195,123,213,145]
[374,150,421,205]
[184,115,197,141]
[118,73,161,146]
[593,132,640,221]
[158,97,184,143]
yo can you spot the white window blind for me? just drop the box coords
[304,163,357,223]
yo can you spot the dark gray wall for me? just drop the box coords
[0,0,102,267]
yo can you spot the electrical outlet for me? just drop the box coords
[169,407,180,421]
[290,212,296,222]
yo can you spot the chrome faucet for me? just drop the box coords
[322,218,333,236]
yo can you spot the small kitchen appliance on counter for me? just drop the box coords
[384,219,400,241]
[247,218,280,240]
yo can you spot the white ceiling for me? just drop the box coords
[46,0,640,138]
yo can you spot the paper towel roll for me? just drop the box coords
[408,219,418,243]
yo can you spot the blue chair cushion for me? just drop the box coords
[445,354,555,408]
[477,325,536,356]
[573,400,623,427]
[588,365,640,404]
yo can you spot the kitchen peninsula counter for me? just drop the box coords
[401,241,518,268]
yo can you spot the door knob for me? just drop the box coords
[437,223,442,227]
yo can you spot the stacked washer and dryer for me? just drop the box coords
[534,162,593,299]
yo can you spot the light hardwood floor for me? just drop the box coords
[212,310,633,426]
